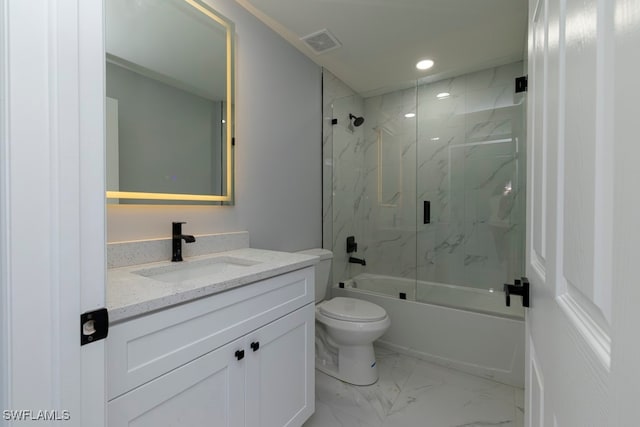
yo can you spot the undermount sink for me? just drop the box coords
[133,256,261,283]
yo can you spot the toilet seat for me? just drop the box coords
[319,297,387,322]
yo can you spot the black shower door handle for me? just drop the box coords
[423,201,431,224]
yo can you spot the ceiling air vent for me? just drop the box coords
[300,29,342,54]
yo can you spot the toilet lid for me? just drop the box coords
[319,297,387,322]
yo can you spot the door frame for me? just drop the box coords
[0,1,106,425]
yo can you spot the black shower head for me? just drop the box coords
[349,113,365,127]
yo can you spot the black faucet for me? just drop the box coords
[349,256,366,266]
[172,221,196,262]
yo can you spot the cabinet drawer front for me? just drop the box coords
[108,267,313,399]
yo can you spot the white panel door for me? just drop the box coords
[525,0,616,424]
[1,0,106,426]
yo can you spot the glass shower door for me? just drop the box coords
[415,64,526,315]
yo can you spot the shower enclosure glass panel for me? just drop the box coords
[330,88,419,287]
[330,94,377,283]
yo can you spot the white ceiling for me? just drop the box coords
[234,0,528,97]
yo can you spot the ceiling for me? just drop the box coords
[234,0,528,97]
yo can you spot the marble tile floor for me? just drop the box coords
[303,346,524,427]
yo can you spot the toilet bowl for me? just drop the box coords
[297,249,391,386]
[315,297,391,385]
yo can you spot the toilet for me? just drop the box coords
[297,249,391,386]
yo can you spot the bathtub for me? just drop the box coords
[332,273,525,387]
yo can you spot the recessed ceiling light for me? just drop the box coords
[416,59,434,70]
[430,137,440,141]
[436,92,450,99]
[404,113,416,118]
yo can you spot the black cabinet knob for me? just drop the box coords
[235,350,245,361]
[250,341,260,352]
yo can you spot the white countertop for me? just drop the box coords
[107,248,318,323]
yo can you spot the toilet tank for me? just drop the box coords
[296,249,333,303]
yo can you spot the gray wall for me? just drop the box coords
[107,0,322,252]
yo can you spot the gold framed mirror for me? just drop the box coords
[105,0,235,204]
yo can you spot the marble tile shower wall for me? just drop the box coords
[324,62,525,290]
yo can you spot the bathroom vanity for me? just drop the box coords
[106,234,317,427]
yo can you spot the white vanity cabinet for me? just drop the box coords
[106,267,315,427]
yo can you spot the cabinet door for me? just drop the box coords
[245,303,315,427]
[108,337,246,427]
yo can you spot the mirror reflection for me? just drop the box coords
[105,0,234,203]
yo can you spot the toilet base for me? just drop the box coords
[316,343,379,386]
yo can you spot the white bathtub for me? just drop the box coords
[332,273,525,387]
